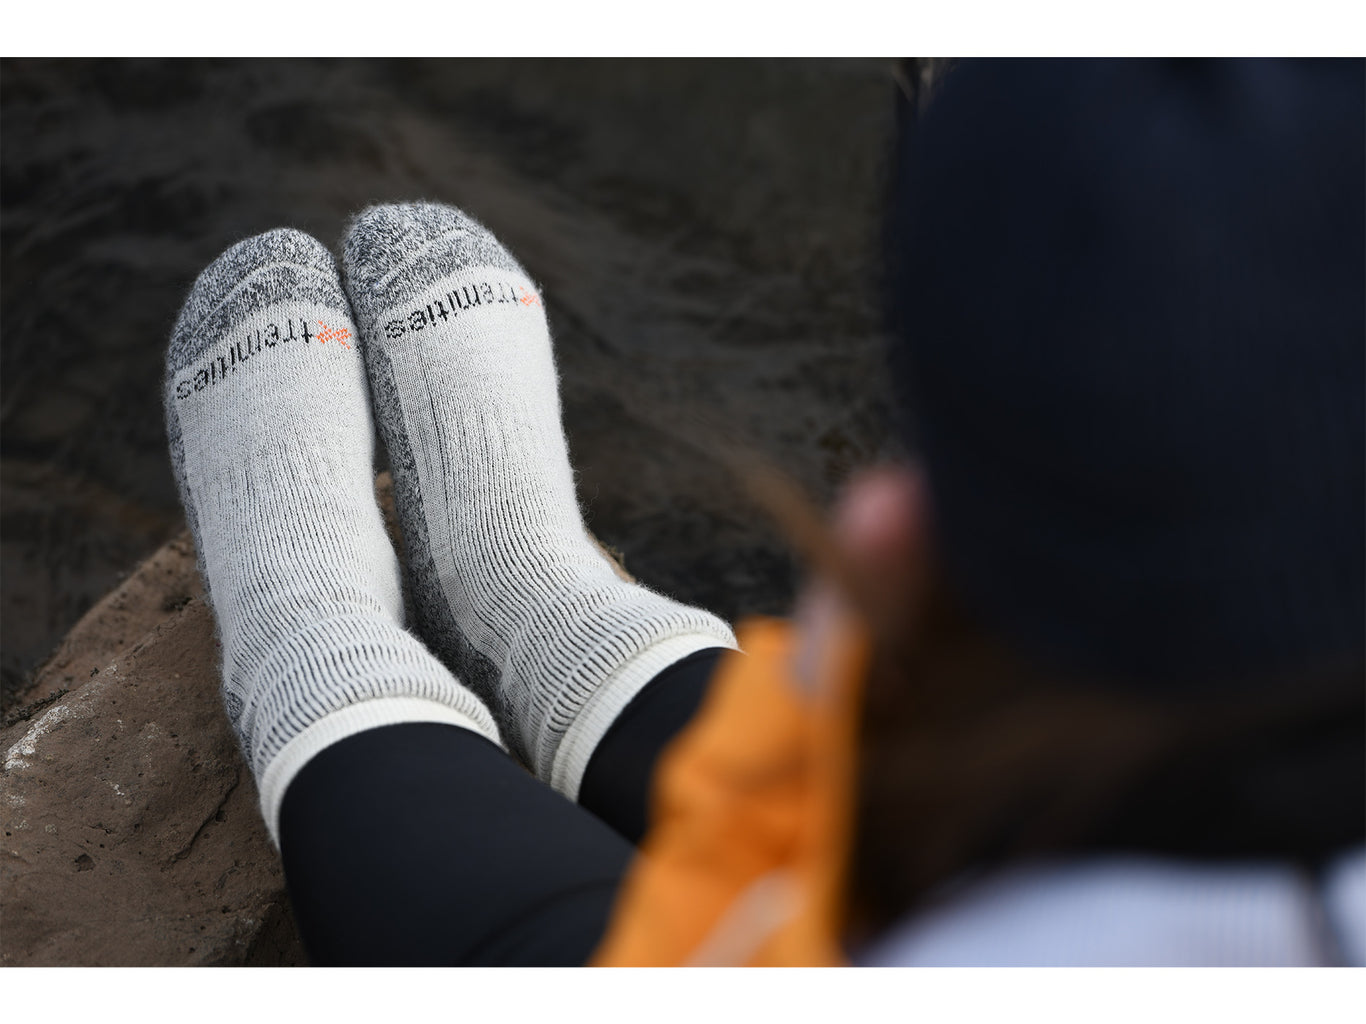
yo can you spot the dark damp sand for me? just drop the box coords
[1,59,901,710]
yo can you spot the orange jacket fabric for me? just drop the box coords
[591,614,870,966]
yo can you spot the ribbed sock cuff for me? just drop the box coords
[549,632,737,801]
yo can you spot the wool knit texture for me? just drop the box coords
[164,228,501,843]
[342,202,737,797]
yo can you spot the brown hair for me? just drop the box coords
[717,444,1363,943]
[843,573,1365,942]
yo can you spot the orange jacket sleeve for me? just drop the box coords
[591,613,870,966]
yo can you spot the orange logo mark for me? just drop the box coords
[317,322,352,349]
[518,287,542,308]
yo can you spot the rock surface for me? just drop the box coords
[1,531,304,966]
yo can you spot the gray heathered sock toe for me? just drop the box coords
[165,229,348,596]
[164,227,500,842]
[342,202,737,798]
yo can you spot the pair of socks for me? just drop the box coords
[164,203,736,842]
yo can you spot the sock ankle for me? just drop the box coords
[164,227,501,843]
[341,202,737,798]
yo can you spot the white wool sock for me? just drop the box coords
[164,227,501,843]
[341,202,737,799]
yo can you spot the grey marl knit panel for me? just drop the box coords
[343,203,527,322]
[163,228,352,608]
[366,338,510,739]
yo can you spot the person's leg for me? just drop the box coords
[163,227,502,846]
[166,229,658,966]
[578,646,727,843]
[277,646,728,966]
[279,723,635,966]
[341,202,739,819]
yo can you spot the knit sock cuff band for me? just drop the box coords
[549,631,738,802]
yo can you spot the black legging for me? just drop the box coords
[278,648,726,965]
